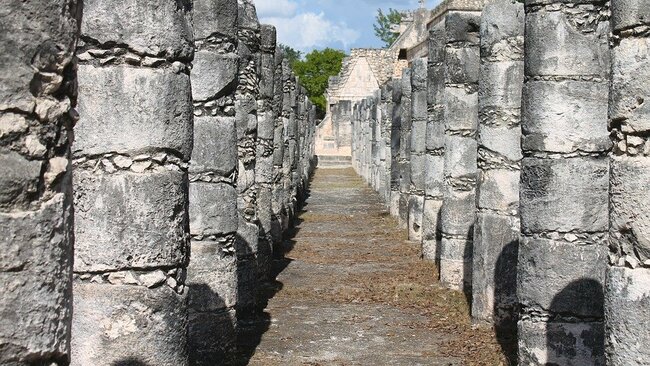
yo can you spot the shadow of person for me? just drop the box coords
[493,240,519,365]
[463,224,475,306]
[546,279,605,365]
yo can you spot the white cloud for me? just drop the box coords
[254,0,299,18]
[261,11,360,52]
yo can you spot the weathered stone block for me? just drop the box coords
[81,0,193,60]
[188,310,236,366]
[444,135,478,180]
[479,61,524,109]
[188,241,237,311]
[74,170,188,272]
[445,47,480,85]
[190,116,237,176]
[193,0,238,40]
[410,154,426,192]
[424,154,445,198]
[441,188,476,237]
[411,90,428,123]
[472,212,519,322]
[75,65,193,159]
[477,169,519,213]
[518,237,607,318]
[522,80,610,154]
[480,0,524,56]
[426,115,445,152]
[0,195,72,364]
[518,319,604,366]
[445,11,481,44]
[520,157,609,234]
[192,52,239,101]
[444,87,478,132]
[237,218,259,257]
[408,194,424,241]
[0,151,42,210]
[71,283,188,366]
[440,237,472,291]
[611,0,650,30]
[479,125,522,163]
[524,9,609,77]
[610,37,650,134]
[237,257,259,314]
[605,266,650,365]
[422,198,443,262]
[189,183,237,237]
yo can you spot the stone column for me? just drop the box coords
[1,2,80,364]
[474,0,524,312]
[518,0,610,363]
[390,80,404,218]
[270,50,286,250]
[71,0,194,364]
[398,69,413,229]
[235,0,261,317]
[605,1,650,364]
[255,25,277,283]
[409,59,427,242]
[471,0,523,355]
[423,24,446,263]
[372,91,381,191]
[440,12,480,291]
[187,0,239,363]
[381,83,394,205]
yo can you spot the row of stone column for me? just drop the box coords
[1,0,316,364]
[350,0,649,364]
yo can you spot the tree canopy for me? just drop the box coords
[373,8,403,47]
[279,44,302,68]
[292,48,346,117]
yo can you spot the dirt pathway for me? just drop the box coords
[236,168,509,365]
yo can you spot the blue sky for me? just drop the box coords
[255,0,439,54]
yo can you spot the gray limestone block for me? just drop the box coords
[444,135,478,180]
[411,58,428,92]
[610,156,650,264]
[520,157,609,234]
[426,115,445,152]
[0,0,80,112]
[81,0,193,60]
[477,169,519,213]
[518,319,604,366]
[525,9,609,78]
[74,170,188,272]
[189,182,238,237]
[390,191,401,219]
[236,217,259,257]
[261,24,277,51]
[0,195,72,364]
[445,46,480,85]
[188,310,237,366]
[0,151,42,210]
[480,0,524,55]
[428,24,447,63]
[412,89,428,123]
[522,80,610,154]
[526,0,608,5]
[479,124,522,163]
[410,118,427,154]
[193,0,238,40]
[192,51,239,102]
[71,283,188,366]
[422,198,443,262]
[611,0,650,31]
[445,11,481,44]
[605,266,650,366]
[425,154,445,198]
[237,257,259,314]
[190,116,237,176]
[439,238,472,290]
[75,65,193,160]
[444,86,478,132]
[472,212,519,322]
[188,241,237,311]
[259,54,276,100]
[428,64,445,106]
[610,37,650,134]
[399,193,410,228]
[408,194,425,241]
[441,188,476,237]
[518,237,607,318]
[410,154,426,192]
[237,0,260,31]
[399,159,412,195]
[256,154,274,185]
[479,61,524,110]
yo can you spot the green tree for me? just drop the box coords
[373,8,403,47]
[292,48,346,117]
[279,43,302,68]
